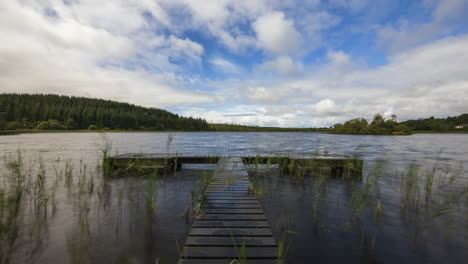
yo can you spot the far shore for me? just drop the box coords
[2,129,468,136]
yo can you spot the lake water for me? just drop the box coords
[0,132,467,263]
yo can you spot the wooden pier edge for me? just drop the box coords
[104,153,363,179]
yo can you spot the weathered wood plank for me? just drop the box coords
[201,204,261,209]
[209,183,248,186]
[206,189,250,192]
[195,214,267,221]
[181,246,278,258]
[209,185,251,188]
[209,182,251,185]
[204,195,257,200]
[207,186,251,189]
[189,228,272,236]
[185,236,277,246]
[206,189,251,193]
[207,187,250,190]
[201,209,264,214]
[213,171,249,176]
[179,259,278,264]
[207,186,251,191]
[204,199,260,204]
[205,192,252,196]
[192,220,270,228]
[211,177,249,180]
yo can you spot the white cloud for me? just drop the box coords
[376,0,468,53]
[246,86,283,104]
[258,56,300,76]
[0,1,211,107]
[210,57,243,74]
[202,35,468,127]
[314,99,337,114]
[432,0,468,23]
[166,35,204,63]
[158,0,267,52]
[252,12,301,54]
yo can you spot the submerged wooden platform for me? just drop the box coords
[105,153,363,178]
[179,157,279,263]
[103,152,364,262]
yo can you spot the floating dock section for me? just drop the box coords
[105,153,363,179]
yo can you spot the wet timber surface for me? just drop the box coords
[179,157,279,263]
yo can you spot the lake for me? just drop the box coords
[0,132,467,264]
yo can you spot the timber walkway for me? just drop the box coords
[106,153,363,179]
[179,156,279,263]
[104,152,364,262]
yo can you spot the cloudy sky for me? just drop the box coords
[1,0,468,127]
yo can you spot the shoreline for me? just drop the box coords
[2,129,467,136]
[0,129,329,135]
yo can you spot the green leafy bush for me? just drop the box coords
[35,119,66,130]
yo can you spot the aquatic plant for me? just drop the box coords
[0,152,50,264]
[182,171,213,217]
[312,169,328,227]
[166,133,176,153]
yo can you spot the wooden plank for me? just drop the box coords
[211,177,249,180]
[205,192,252,196]
[214,171,248,176]
[207,187,250,190]
[195,214,267,221]
[205,192,253,195]
[185,236,276,246]
[201,204,261,209]
[189,228,272,236]
[181,246,278,258]
[201,208,264,214]
[205,193,255,196]
[206,189,250,192]
[211,179,248,182]
[211,179,249,182]
[208,186,251,189]
[204,196,257,200]
[192,220,270,228]
[179,259,278,264]
[209,182,251,186]
[206,189,250,193]
[204,199,260,204]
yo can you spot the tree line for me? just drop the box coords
[0,93,209,131]
[400,114,468,132]
[208,123,326,132]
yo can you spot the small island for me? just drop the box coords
[331,114,412,135]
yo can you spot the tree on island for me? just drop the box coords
[332,114,412,135]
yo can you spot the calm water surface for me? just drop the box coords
[0,132,467,264]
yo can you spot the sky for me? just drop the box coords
[1,0,468,127]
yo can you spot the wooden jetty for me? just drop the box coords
[179,156,279,263]
[105,153,363,178]
[103,153,364,262]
